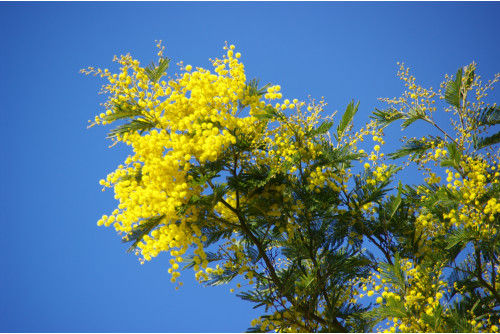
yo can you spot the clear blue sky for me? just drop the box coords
[1,2,499,332]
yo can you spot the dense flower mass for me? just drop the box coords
[86,44,500,332]
[85,43,283,276]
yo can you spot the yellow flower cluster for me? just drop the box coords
[259,98,328,167]
[441,157,500,237]
[358,260,449,333]
[379,63,437,126]
[84,43,283,281]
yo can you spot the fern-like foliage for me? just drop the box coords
[335,100,359,141]
[371,108,405,129]
[473,130,500,150]
[144,57,170,83]
[445,68,464,109]
[389,136,442,160]
[123,215,165,253]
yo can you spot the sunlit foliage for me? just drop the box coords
[85,43,499,332]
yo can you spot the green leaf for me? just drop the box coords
[471,104,500,149]
[105,99,159,138]
[463,63,475,93]
[473,130,500,150]
[144,57,170,83]
[227,164,279,193]
[445,227,476,250]
[182,251,220,270]
[246,78,270,98]
[123,215,165,253]
[383,253,407,291]
[445,68,463,109]
[314,144,364,172]
[187,171,219,187]
[477,105,500,126]
[108,118,157,138]
[254,105,282,120]
[103,101,144,123]
[371,108,405,129]
[237,290,269,310]
[387,181,403,223]
[350,165,399,209]
[116,167,143,184]
[200,225,234,247]
[238,78,271,110]
[233,132,257,152]
[389,137,439,160]
[364,295,407,320]
[204,268,239,287]
[211,183,228,209]
[335,100,359,141]
[401,105,427,129]
[421,304,444,331]
[444,299,476,332]
[440,141,462,169]
[308,121,334,137]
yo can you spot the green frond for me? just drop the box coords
[364,295,408,320]
[108,118,158,138]
[351,165,400,208]
[187,171,220,187]
[443,299,477,332]
[387,181,403,223]
[211,183,229,208]
[440,141,462,169]
[204,268,239,287]
[307,120,334,137]
[116,165,142,183]
[237,290,269,310]
[238,78,271,110]
[335,100,359,141]
[316,141,365,167]
[379,253,407,292]
[103,101,145,123]
[144,57,170,83]
[334,302,372,332]
[445,227,477,250]
[401,105,427,129]
[371,108,405,129]
[389,136,441,160]
[103,100,159,138]
[200,225,234,247]
[254,105,283,121]
[227,164,279,194]
[417,183,463,212]
[123,215,165,253]
[247,78,271,97]
[477,105,500,126]
[444,64,475,110]
[421,304,444,331]
[473,130,500,150]
[445,68,463,109]
[233,131,262,152]
[182,251,220,270]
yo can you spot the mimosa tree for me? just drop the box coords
[84,43,500,332]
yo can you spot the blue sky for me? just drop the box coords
[1,1,499,332]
